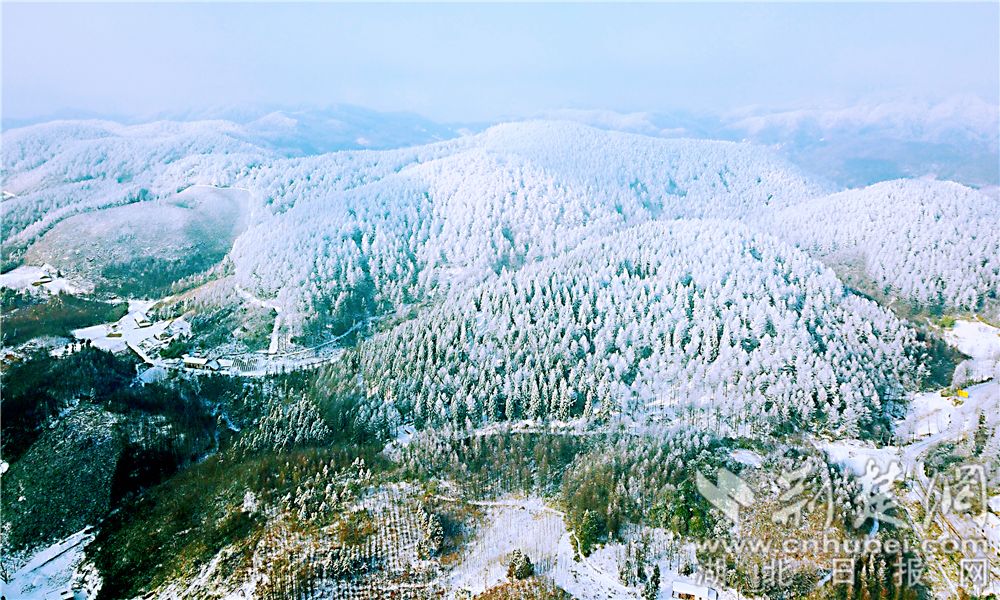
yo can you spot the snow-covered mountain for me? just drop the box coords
[4,109,999,600]
[234,105,465,154]
[228,121,826,336]
[1,103,466,153]
[1,119,272,264]
[350,219,920,437]
[767,179,1000,312]
[0,108,463,265]
[725,95,999,145]
[5,117,997,338]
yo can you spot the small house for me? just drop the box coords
[672,581,718,600]
[182,355,209,369]
[135,316,153,328]
[217,358,235,370]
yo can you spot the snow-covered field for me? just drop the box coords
[447,498,572,596]
[946,319,1000,386]
[818,440,902,480]
[71,300,180,356]
[730,448,764,468]
[446,497,737,600]
[1,528,98,600]
[944,319,1000,360]
[0,264,88,295]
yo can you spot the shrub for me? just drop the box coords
[506,549,534,581]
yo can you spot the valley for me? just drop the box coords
[1,115,998,600]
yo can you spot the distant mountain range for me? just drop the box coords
[540,95,1000,188]
[6,95,997,188]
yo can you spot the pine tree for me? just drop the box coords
[417,511,444,558]
[643,564,661,600]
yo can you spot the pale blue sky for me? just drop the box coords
[3,2,998,122]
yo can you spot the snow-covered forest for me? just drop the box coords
[3,117,997,435]
[6,120,996,333]
[4,0,999,594]
[767,179,1000,311]
[349,220,920,437]
[2,111,998,600]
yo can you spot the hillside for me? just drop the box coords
[0,120,271,268]
[24,186,251,296]
[7,118,997,342]
[766,179,1000,314]
[2,114,998,600]
[344,219,920,438]
[227,121,827,341]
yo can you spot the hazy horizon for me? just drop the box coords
[3,2,998,124]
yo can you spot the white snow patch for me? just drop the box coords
[730,449,764,468]
[446,497,633,599]
[944,320,1000,361]
[382,424,417,461]
[0,265,89,295]
[138,365,169,384]
[819,440,904,489]
[900,378,999,448]
[446,498,740,600]
[945,319,1000,388]
[447,498,566,596]
[1,528,98,599]
[899,390,955,439]
[72,301,182,357]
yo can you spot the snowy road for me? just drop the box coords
[234,284,283,355]
[819,318,1000,595]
